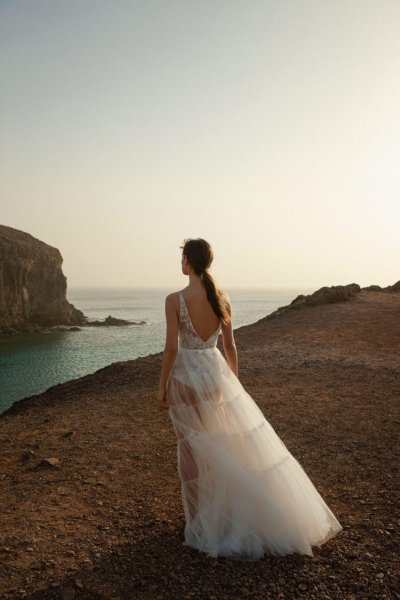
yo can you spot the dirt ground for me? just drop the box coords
[0,289,399,600]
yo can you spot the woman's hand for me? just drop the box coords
[157,386,169,409]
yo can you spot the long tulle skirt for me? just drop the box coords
[166,346,342,561]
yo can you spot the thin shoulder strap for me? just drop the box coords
[178,290,184,321]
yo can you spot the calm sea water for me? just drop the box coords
[0,287,310,414]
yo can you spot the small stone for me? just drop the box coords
[35,457,60,469]
[377,573,385,579]
[61,430,74,438]
[298,583,307,591]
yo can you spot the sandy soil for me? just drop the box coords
[0,289,399,600]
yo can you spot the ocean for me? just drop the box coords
[0,286,310,414]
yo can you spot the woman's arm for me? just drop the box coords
[220,296,238,377]
[157,293,179,406]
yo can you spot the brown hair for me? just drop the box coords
[179,238,231,326]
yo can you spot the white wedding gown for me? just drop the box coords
[166,291,342,561]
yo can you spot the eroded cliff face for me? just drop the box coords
[0,225,86,332]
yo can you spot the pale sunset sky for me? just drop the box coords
[1,1,399,290]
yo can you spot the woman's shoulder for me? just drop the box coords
[165,289,183,301]
[164,291,182,318]
[164,290,183,310]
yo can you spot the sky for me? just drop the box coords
[1,0,399,290]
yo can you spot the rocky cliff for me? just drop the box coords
[0,224,86,333]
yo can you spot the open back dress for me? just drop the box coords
[166,290,342,561]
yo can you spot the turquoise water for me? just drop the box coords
[0,287,309,414]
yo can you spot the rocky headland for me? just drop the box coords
[0,225,86,334]
[0,225,138,334]
[0,284,399,600]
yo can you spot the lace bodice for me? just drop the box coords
[178,291,221,349]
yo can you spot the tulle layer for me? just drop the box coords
[167,347,342,561]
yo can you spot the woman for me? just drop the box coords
[157,238,342,561]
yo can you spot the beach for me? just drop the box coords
[0,288,399,600]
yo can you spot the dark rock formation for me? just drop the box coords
[86,315,142,327]
[384,280,400,292]
[361,281,400,292]
[290,283,361,307]
[265,280,399,321]
[0,224,86,333]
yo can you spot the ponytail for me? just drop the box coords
[180,237,231,326]
[203,270,231,326]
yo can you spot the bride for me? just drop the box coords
[156,237,342,561]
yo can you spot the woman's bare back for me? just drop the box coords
[181,286,221,343]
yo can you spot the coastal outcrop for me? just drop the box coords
[264,280,399,320]
[85,315,144,327]
[362,280,400,293]
[0,225,86,333]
